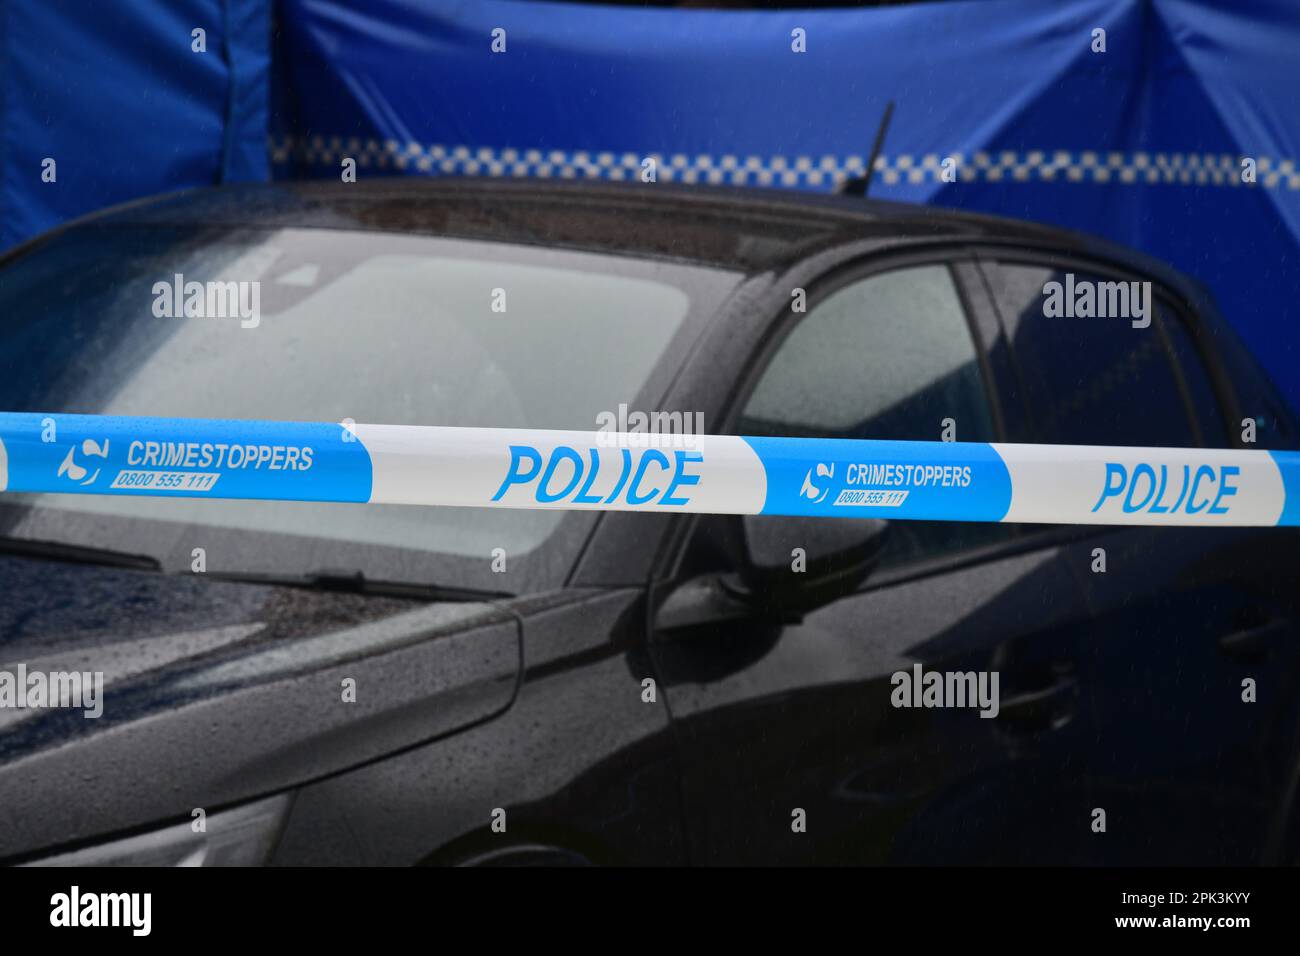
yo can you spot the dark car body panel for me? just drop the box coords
[269,587,680,866]
[0,554,521,860]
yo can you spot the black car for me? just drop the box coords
[1,179,1298,865]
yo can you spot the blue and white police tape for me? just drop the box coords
[1,412,1299,527]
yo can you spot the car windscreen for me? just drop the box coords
[0,223,739,592]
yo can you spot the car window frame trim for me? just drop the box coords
[656,245,1050,594]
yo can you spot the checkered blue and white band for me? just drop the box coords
[271,137,1300,191]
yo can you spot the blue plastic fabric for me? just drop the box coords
[272,0,1300,410]
[0,0,270,251]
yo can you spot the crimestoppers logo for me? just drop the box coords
[800,462,834,503]
[57,438,110,486]
[799,460,966,510]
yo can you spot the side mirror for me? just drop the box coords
[655,515,888,631]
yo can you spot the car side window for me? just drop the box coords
[1158,301,1228,446]
[983,262,1199,447]
[738,262,1008,569]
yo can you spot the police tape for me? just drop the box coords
[0,412,1298,527]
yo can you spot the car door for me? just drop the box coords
[979,254,1300,864]
[651,254,1105,865]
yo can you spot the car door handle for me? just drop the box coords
[998,674,1077,726]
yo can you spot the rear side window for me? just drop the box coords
[984,262,1198,447]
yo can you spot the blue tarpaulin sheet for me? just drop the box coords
[0,0,270,251]
[273,0,1300,411]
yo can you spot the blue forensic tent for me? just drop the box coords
[0,0,270,251]
[272,0,1300,411]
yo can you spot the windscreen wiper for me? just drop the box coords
[201,568,511,603]
[0,535,162,571]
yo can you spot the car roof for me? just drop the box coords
[11,176,1282,442]
[76,178,1194,290]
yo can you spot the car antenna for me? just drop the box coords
[839,100,894,198]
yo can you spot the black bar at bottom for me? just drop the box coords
[0,865,1282,942]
